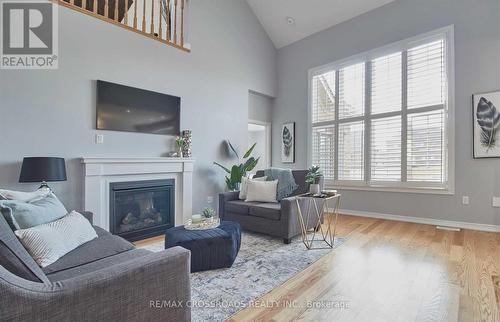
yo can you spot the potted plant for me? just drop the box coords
[213,141,259,191]
[175,136,185,157]
[202,207,215,219]
[306,165,323,194]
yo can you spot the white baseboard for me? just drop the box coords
[338,209,500,233]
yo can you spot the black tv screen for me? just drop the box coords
[96,80,180,135]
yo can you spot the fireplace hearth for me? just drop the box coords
[110,179,175,241]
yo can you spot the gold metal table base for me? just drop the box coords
[294,194,341,250]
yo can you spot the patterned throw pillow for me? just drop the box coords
[15,211,98,267]
[239,176,267,200]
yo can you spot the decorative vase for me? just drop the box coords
[310,183,321,194]
[178,146,184,158]
[181,130,192,158]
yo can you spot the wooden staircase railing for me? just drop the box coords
[54,0,190,52]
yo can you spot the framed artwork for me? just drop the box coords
[473,90,500,158]
[281,122,295,163]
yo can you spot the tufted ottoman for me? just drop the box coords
[165,221,241,272]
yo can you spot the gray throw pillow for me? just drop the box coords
[0,192,68,230]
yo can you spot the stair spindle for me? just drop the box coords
[142,0,146,32]
[93,0,97,13]
[82,0,87,10]
[150,0,154,34]
[166,0,171,42]
[105,0,109,18]
[180,0,184,46]
[114,0,119,21]
[173,0,177,44]
[124,0,128,25]
[158,0,163,39]
[133,0,138,28]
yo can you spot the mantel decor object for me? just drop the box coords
[175,136,185,157]
[181,130,192,158]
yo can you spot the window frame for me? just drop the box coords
[307,25,455,195]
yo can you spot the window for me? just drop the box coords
[309,27,452,192]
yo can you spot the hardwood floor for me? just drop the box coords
[135,215,500,321]
[133,235,164,248]
[229,215,500,322]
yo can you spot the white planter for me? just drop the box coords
[309,183,321,194]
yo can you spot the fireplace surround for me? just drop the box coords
[82,157,194,233]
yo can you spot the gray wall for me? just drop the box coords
[272,0,500,226]
[248,91,273,123]
[0,0,276,214]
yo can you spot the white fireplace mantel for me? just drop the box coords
[81,157,194,231]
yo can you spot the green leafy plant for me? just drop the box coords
[175,136,185,148]
[305,165,322,184]
[214,141,260,191]
[202,207,215,218]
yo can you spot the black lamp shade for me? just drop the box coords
[19,157,67,183]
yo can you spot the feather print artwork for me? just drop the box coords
[476,97,500,150]
[282,126,292,156]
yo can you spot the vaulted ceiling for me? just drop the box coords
[246,0,396,48]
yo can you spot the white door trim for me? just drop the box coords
[248,119,272,168]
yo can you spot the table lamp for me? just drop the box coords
[19,157,67,190]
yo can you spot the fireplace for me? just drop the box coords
[109,179,175,241]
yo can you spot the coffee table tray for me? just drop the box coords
[185,217,221,230]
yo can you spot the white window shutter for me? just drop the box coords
[407,110,445,182]
[339,63,365,119]
[338,121,364,180]
[312,71,336,124]
[407,39,446,109]
[312,126,335,180]
[372,52,402,114]
[371,116,402,181]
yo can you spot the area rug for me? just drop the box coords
[141,231,345,322]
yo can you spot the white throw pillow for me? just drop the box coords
[15,211,98,267]
[239,176,267,200]
[245,180,278,203]
[0,187,50,203]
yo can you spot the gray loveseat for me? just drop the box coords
[0,211,191,322]
[219,170,323,244]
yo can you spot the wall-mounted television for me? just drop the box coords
[96,80,180,135]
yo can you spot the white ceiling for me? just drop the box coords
[246,0,396,48]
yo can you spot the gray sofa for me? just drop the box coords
[219,170,323,244]
[0,211,191,322]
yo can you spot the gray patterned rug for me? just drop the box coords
[142,231,345,322]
